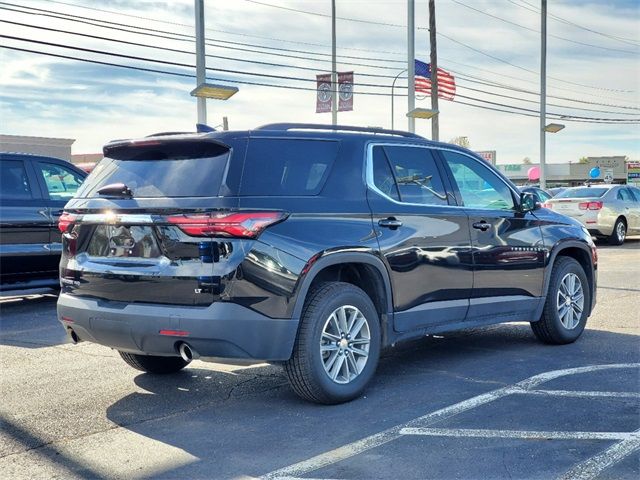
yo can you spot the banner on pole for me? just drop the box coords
[338,71,354,112]
[316,74,332,113]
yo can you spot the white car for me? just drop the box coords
[544,185,640,245]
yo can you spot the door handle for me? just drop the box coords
[472,221,492,231]
[378,218,403,229]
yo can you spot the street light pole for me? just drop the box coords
[539,0,547,189]
[391,69,407,130]
[331,0,338,126]
[407,0,415,133]
[195,0,206,124]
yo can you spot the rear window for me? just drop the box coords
[555,187,609,199]
[240,138,338,196]
[78,142,230,198]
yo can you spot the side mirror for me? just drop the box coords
[519,192,538,213]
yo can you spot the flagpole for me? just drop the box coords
[331,0,338,126]
[429,0,439,141]
[407,0,415,133]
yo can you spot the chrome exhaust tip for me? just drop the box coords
[178,342,199,362]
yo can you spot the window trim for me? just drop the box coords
[365,142,455,207]
[365,142,520,209]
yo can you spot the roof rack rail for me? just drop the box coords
[255,123,422,139]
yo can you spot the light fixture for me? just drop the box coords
[406,107,439,119]
[544,123,565,133]
[190,83,238,100]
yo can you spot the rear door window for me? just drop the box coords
[371,145,448,205]
[37,162,84,201]
[240,138,338,196]
[0,160,33,200]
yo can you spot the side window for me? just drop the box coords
[0,160,33,200]
[629,187,640,202]
[241,139,338,196]
[617,188,632,201]
[441,151,515,210]
[372,145,448,205]
[537,190,552,202]
[37,162,84,201]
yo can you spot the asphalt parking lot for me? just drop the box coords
[1,240,638,480]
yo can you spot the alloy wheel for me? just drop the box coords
[556,272,584,330]
[320,305,371,384]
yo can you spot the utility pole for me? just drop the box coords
[222,116,229,131]
[195,0,206,124]
[331,0,338,125]
[429,0,439,141]
[539,0,547,189]
[407,0,415,133]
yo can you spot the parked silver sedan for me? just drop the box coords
[544,184,640,245]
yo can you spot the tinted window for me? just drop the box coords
[38,162,84,201]
[241,138,338,196]
[442,151,514,210]
[373,145,447,205]
[555,187,609,199]
[617,188,633,201]
[79,144,230,198]
[0,160,32,199]
[372,147,400,201]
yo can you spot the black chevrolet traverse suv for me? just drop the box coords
[57,124,597,404]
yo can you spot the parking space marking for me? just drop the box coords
[399,427,639,441]
[557,429,640,480]
[517,389,640,399]
[262,363,639,480]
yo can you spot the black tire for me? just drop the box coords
[531,256,590,345]
[608,218,626,246]
[283,282,381,404]
[118,351,189,374]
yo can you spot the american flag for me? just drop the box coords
[414,59,456,101]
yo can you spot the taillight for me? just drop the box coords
[58,212,78,233]
[541,202,552,209]
[166,211,287,238]
[578,201,603,210]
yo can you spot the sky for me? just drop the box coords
[0,0,639,163]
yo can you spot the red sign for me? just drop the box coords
[338,71,353,112]
[316,74,332,113]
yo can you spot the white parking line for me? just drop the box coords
[399,427,639,441]
[262,363,639,480]
[557,429,640,480]
[517,389,640,399]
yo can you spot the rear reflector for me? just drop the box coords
[579,201,603,210]
[159,330,190,337]
[166,211,287,238]
[58,212,78,233]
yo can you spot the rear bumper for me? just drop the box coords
[57,294,298,361]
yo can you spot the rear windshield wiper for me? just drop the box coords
[96,183,134,198]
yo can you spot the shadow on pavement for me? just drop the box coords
[0,295,67,349]
[102,325,639,479]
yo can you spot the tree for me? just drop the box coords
[522,157,532,165]
[578,156,589,164]
[449,136,470,148]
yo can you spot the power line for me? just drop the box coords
[2,36,637,124]
[3,1,637,102]
[5,18,637,118]
[241,0,636,93]
[449,0,638,54]
[507,0,640,47]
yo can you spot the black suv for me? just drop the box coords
[57,124,597,404]
[1,152,86,293]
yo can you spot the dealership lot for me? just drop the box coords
[1,240,638,479]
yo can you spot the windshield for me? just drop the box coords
[555,187,609,199]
